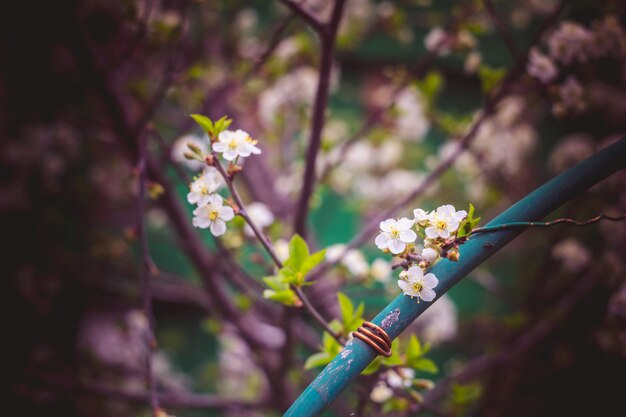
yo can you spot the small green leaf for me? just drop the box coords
[262,276,284,291]
[406,335,422,361]
[337,292,354,327]
[478,65,506,93]
[300,248,326,275]
[304,352,332,370]
[322,331,342,355]
[287,234,309,271]
[412,358,438,374]
[190,114,213,136]
[262,289,298,306]
[213,115,232,135]
[361,357,382,375]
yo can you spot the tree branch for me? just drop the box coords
[293,0,347,239]
[278,0,324,33]
[210,155,343,342]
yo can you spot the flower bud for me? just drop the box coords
[183,152,197,160]
[187,141,204,156]
[446,249,460,262]
[413,378,435,390]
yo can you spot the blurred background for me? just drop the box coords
[1,0,626,416]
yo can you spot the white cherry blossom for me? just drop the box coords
[421,247,439,263]
[424,205,467,239]
[398,265,438,302]
[192,194,235,236]
[370,381,393,403]
[187,168,222,207]
[375,218,417,254]
[385,367,415,388]
[413,208,430,226]
[244,202,274,237]
[527,47,558,84]
[370,258,392,283]
[213,129,261,161]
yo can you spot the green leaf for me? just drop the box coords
[414,71,443,105]
[300,248,326,275]
[304,352,332,370]
[478,65,506,93]
[412,358,438,374]
[337,292,354,327]
[213,115,232,135]
[190,114,213,136]
[322,331,342,355]
[286,234,309,271]
[262,276,284,291]
[406,335,422,361]
[262,289,298,306]
[361,357,382,375]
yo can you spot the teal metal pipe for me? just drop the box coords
[284,137,626,417]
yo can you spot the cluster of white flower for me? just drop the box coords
[212,129,261,161]
[183,121,263,237]
[187,169,234,236]
[374,205,470,302]
[258,66,338,129]
[552,75,585,116]
[370,367,416,403]
[527,47,558,84]
[470,96,537,178]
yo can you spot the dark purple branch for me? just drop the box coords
[278,0,323,33]
[136,133,159,416]
[293,0,347,239]
[483,0,522,62]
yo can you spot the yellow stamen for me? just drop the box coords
[209,211,219,221]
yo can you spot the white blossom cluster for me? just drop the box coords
[525,16,626,116]
[374,205,469,302]
[183,126,263,236]
[187,169,233,236]
[470,96,537,178]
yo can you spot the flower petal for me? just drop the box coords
[375,233,390,249]
[397,280,409,292]
[406,265,423,281]
[388,239,405,254]
[212,142,226,152]
[400,229,417,243]
[425,227,439,239]
[219,206,235,221]
[422,273,439,289]
[420,288,436,302]
[210,219,227,236]
[396,217,415,230]
[379,219,395,232]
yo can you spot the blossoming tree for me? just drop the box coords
[3,1,626,417]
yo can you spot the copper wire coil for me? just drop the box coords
[362,321,391,346]
[352,321,392,357]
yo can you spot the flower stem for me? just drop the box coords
[211,154,343,343]
[470,213,626,235]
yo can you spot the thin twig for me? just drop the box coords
[136,132,159,416]
[293,0,347,238]
[483,0,522,62]
[470,213,626,235]
[307,0,571,282]
[210,154,342,342]
[278,0,324,33]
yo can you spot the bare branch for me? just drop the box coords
[210,155,343,342]
[293,0,347,238]
[483,0,522,62]
[278,0,324,33]
[136,132,159,416]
